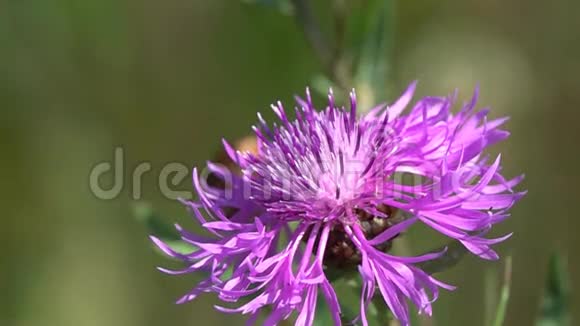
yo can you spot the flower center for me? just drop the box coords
[322,205,400,270]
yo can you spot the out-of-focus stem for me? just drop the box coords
[332,0,347,57]
[492,257,512,326]
[290,0,350,90]
[290,0,331,63]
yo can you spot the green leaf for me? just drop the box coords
[133,202,180,240]
[492,256,513,326]
[314,296,360,326]
[372,294,393,325]
[313,295,333,326]
[536,254,570,326]
[133,202,197,256]
[415,239,468,274]
[161,240,197,255]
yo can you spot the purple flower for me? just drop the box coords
[152,82,524,325]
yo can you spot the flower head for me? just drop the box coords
[153,82,524,325]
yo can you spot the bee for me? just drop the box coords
[206,135,258,189]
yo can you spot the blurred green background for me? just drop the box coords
[1,0,577,325]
